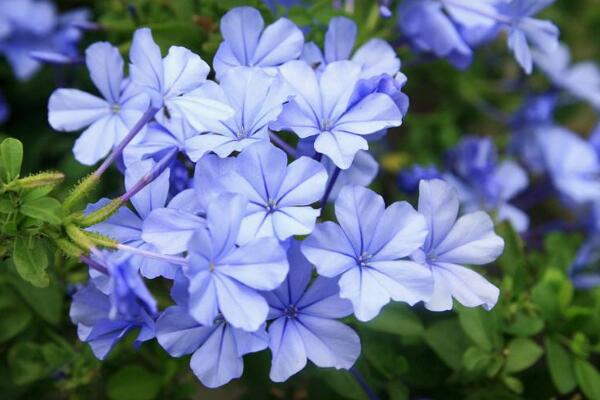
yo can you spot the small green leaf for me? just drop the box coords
[502,376,523,394]
[458,307,500,351]
[8,342,48,385]
[12,236,49,288]
[108,365,162,400]
[424,319,471,370]
[20,197,63,224]
[9,275,63,325]
[0,198,13,213]
[503,312,544,336]
[0,138,23,182]
[504,338,543,373]
[319,368,368,400]
[574,359,600,400]
[463,346,492,373]
[0,310,32,342]
[363,303,424,337]
[545,338,576,394]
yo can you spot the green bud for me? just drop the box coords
[12,171,65,190]
[63,173,100,212]
[75,198,123,227]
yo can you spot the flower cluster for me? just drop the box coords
[48,6,508,388]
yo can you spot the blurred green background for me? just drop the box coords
[1,0,600,399]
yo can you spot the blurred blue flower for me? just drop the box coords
[301,16,400,78]
[302,185,431,321]
[70,282,155,360]
[48,42,151,165]
[537,125,600,204]
[185,67,289,160]
[129,28,234,131]
[185,194,288,331]
[156,274,268,388]
[264,241,360,382]
[570,236,600,290]
[412,179,504,311]
[0,1,89,80]
[397,164,442,194]
[445,136,529,232]
[501,0,559,74]
[217,143,327,242]
[213,6,304,79]
[534,44,600,111]
[271,60,404,169]
[0,90,9,123]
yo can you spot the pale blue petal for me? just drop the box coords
[48,88,108,131]
[435,211,505,265]
[334,93,403,135]
[272,206,321,239]
[85,42,123,104]
[352,39,400,78]
[277,156,327,205]
[187,270,219,326]
[426,262,499,311]
[338,267,390,321]
[268,318,307,382]
[72,114,121,165]
[251,18,304,67]
[156,305,214,356]
[417,179,459,251]
[142,208,205,254]
[324,17,357,63]
[297,277,353,318]
[302,221,357,277]
[219,7,264,69]
[314,131,368,169]
[214,274,270,331]
[129,28,164,95]
[125,159,170,219]
[162,46,209,98]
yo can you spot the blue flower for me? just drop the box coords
[445,137,529,232]
[534,44,600,111]
[301,16,400,78]
[271,60,404,169]
[156,274,268,388]
[185,67,289,160]
[0,89,9,124]
[302,185,431,321]
[537,125,600,204]
[501,0,559,74]
[48,42,151,165]
[0,1,89,80]
[185,193,289,331]
[129,28,234,131]
[264,241,360,382]
[217,143,327,242]
[70,283,155,360]
[87,159,192,279]
[411,179,504,311]
[397,164,441,194]
[70,255,157,359]
[213,6,304,79]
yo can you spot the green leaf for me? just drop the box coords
[503,312,544,336]
[108,365,162,400]
[8,342,48,385]
[12,236,49,287]
[574,359,600,400]
[504,338,543,373]
[0,138,23,182]
[545,338,576,394]
[9,275,63,325]
[20,197,63,224]
[0,198,13,213]
[463,346,492,373]
[502,376,523,394]
[363,337,408,378]
[424,319,471,370]
[0,309,31,343]
[319,368,368,400]
[458,307,500,351]
[363,303,424,337]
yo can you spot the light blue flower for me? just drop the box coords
[537,125,600,204]
[185,193,289,331]
[501,0,559,74]
[129,28,234,131]
[156,274,268,388]
[301,16,400,78]
[217,143,327,243]
[213,6,304,79]
[271,60,404,169]
[264,241,360,382]
[48,42,150,165]
[185,67,289,160]
[412,179,504,311]
[534,44,600,111]
[302,185,431,321]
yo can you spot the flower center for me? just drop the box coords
[265,198,278,212]
[284,305,298,319]
[111,103,121,114]
[208,261,216,272]
[357,251,373,268]
[320,118,334,131]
